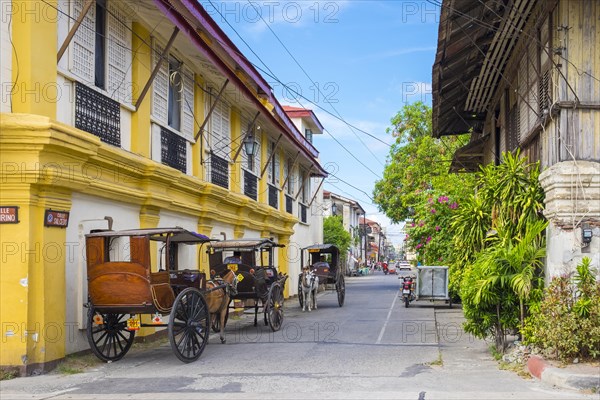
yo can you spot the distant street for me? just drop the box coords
[1,272,594,400]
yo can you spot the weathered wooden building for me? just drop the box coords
[432,0,599,277]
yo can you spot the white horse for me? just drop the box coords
[301,267,319,312]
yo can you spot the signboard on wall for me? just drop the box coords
[44,209,70,228]
[0,206,19,223]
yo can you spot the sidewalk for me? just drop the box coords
[527,355,600,392]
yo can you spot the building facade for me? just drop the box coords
[0,0,327,374]
[432,0,599,279]
[323,190,365,274]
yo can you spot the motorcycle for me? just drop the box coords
[400,275,416,308]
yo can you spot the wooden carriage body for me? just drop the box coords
[301,244,341,284]
[85,228,209,314]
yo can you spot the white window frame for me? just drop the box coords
[67,0,133,106]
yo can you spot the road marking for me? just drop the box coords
[375,292,398,344]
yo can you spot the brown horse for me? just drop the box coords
[206,269,237,344]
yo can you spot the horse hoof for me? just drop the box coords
[220,338,226,344]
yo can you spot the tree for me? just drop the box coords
[323,216,352,259]
[373,102,474,266]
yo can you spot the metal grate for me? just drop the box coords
[210,153,229,189]
[244,170,257,200]
[160,127,187,173]
[268,184,278,209]
[299,203,307,223]
[75,83,121,146]
[285,195,293,214]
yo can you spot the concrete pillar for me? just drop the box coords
[539,161,600,279]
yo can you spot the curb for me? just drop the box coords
[527,355,600,391]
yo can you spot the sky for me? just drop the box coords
[200,0,441,245]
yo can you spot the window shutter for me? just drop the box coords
[152,39,169,125]
[70,0,95,84]
[181,66,195,140]
[282,156,288,189]
[274,150,280,185]
[267,142,273,182]
[211,100,229,158]
[106,1,132,103]
[253,136,261,176]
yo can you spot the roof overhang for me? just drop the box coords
[449,134,489,173]
[151,0,328,177]
[432,0,535,138]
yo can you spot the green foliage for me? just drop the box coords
[373,102,474,225]
[373,102,474,270]
[323,216,352,257]
[523,257,600,361]
[454,151,546,350]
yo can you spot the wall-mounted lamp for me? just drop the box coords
[243,132,257,157]
[331,202,337,215]
[582,225,593,246]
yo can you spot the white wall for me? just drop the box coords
[64,193,140,354]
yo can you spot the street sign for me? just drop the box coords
[0,206,19,224]
[44,209,70,228]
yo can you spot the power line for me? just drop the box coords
[245,0,386,169]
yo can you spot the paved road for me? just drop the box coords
[1,273,596,399]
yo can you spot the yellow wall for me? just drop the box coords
[1,0,303,374]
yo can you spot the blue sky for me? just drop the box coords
[201,0,440,244]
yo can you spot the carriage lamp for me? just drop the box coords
[243,133,257,157]
[582,226,593,245]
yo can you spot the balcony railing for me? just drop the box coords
[285,195,293,214]
[268,184,278,209]
[244,170,257,200]
[210,153,229,189]
[160,127,187,173]
[75,83,121,147]
[299,203,307,223]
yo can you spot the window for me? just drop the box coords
[305,129,313,144]
[267,141,280,209]
[241,119,261,200]
[70,0,132,104]
[152,40,195,140]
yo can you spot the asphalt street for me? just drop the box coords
[1,272,596,400]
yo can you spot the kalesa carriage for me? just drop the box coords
[85,227,220,363]
[207,239,288,332]
[298,244,346,308]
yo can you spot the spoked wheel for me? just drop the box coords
[265,282,284,332]
[86,306,135,362]
[297,277,303,309]
[168,287,209,363]
[336,274,345,307]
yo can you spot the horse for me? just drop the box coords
[206,269,237,344]
[300,266,319,312]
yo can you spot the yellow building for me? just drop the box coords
[0,0,327,375]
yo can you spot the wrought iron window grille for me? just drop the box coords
[160,127,187,173]
[209,152,229,189]
[75,82,121,147]
[299,203,307,223]
[268,184,278,209]
[244,170,258,200]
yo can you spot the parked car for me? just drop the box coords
[396,262,412,271]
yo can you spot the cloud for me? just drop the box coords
[202,1,352,36]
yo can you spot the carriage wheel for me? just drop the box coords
[86,306,135,362]
[168,287,209,363]
[336,275,346,307]
[297,277,303,309]
[265,282,284,332]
